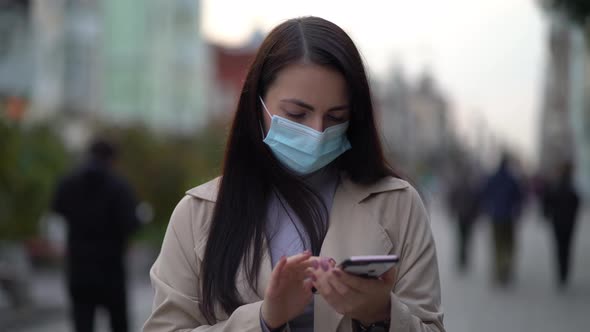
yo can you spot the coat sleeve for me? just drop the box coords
[388,187,445,332]
[143,196,265,332]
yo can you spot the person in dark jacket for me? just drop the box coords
[52,139,140,332]
[481,153,524,285]
[542,161,580,288]
[447,161,482,273]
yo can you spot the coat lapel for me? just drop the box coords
[315,174,408,332]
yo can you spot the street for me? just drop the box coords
[4,199,590,332]
[432,198,590,331]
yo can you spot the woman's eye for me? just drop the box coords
[286,112,306,119]
[328,115,345,122]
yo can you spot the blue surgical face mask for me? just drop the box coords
[259,96,352,175]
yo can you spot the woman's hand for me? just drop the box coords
[261,251,315,329]
[308,257,396,326]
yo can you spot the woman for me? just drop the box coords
[144,16,444,332]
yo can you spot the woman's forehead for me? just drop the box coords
[266,63,349,107]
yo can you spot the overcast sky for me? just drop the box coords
[202,0,548,164]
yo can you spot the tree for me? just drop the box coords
[98,121,227,247]
[0,121,70,240]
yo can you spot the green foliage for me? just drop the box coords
[0,116,228,247]
[100,122,227,246]
[0,121,70,240]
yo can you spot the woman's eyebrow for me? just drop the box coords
[280,98,349,112]
[328,105,349,112]
[280,98,314,111]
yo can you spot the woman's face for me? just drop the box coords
[262,63,350,133]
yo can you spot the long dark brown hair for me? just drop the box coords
[200,16,396,322]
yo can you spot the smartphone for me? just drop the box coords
[338,255,399,278]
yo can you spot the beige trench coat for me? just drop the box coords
[143,174,444,332]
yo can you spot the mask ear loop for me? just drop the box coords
[259,96,273,139]
[258,96,273,118]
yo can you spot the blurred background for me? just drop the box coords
[0,0,589,331]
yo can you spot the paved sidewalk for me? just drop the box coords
[431,199,590,332]
[5,200,590,331]
[2,248,155,332]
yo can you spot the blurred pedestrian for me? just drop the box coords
[447,161,481,273]
[481,153,524,285]
[51,139,140,332]
[541,161,580,289]
[143,16,444,332]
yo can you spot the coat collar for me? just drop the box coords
[186,176,221,202]
[185,173,409,204]
[338,173,409,203]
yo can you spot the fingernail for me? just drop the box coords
[328,258,336,266]
[321,260,329,271]
[304,249,311,255]
[312,260,319,269]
